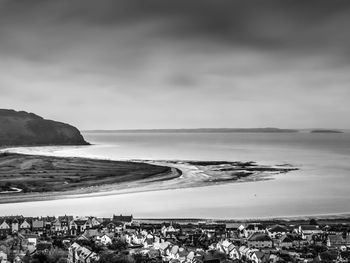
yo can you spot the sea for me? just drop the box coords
[1,131,350,219]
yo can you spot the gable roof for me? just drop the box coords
[268,225,289,233]
[300,225,320,231]
[328,235,350,245]
[58,215,74,222]
[32,220,44,228]
[280,235,293,243]
[82,229,100,238]
[74,219,88,226]
[248,233,272,242]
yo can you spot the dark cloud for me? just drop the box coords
[0,0,349,129]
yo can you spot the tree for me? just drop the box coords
[108,239,128,251]
[96,252,134,263]
[309,219,318,225]
[30,248,67,263]
[133,253,150,263]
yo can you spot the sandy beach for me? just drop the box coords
[0,151,296,204]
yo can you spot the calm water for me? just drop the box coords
[1,132,350,219]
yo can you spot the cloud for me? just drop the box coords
[0,0,350,128]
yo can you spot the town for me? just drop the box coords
[0,214,349,263]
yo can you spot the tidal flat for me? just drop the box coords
[0,152,297,204]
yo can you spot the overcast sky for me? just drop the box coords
[1,0,350,129]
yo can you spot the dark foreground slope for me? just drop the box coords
[0,109,88,146]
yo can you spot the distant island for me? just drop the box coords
[0,109,89,146]
[310,129,344,133]
[85,128,299,133]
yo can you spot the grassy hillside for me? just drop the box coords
[0,109,88,146]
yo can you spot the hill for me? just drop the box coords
[0,109,88,146]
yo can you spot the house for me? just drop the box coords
[0,251,7,263]
[250,251,270,263]
[87,217,100,228]
[52,220,62,233]
[32,219,45,234]
[82,229,101,240]
[277,235,293,249]
[309,233,325,246]
[97,234,112,245]
[245,224,266,238]
[68,242,99,263]
[313,250,338,263]
[154,241,171,254]
[19,219,31,231]
[146,248,161,260]
[25,234,38,253]
[125,233,145,246]
[11,218,19,233]
[186,251,195,262]
[327,234,350,248]
[43,216,56,234]
[247,233,273,248]
[100,219,124,233]
[143,233,155,248]
[58,215,73,234]
[0,220,11,237]
[267,225,290,239]
[216,240,240,260]
[298,225,323,238]
[161,224,179,237]
[70,218,89,235]
[36,241,53,254]
[167,245,180,260]
[276,233,305,248]
[26,234,38,246]
[13,256,22,263]
[112,214,133,224]
[239,246,256,261]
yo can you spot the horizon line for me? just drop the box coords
[82,127,348,132]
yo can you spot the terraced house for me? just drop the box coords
[247,233,273,248]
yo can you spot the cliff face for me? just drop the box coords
[0,109,89,146]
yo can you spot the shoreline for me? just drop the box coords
[1,144,348,221]
[134,212,350,223]
[0,151,297,205]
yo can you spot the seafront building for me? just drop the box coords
[0,214,349,263]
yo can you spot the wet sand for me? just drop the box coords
[0,152,296,204]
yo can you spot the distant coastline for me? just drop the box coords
[310,129,344,133]
[84,128,300,133]
[84,128,347,133]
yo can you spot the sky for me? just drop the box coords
[0,0,350,130]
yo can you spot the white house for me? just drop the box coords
[20,219,31,231]
[0,251,7,263]
[267,225,289,239]
[11,219,19,233]
[97,234,112,246]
